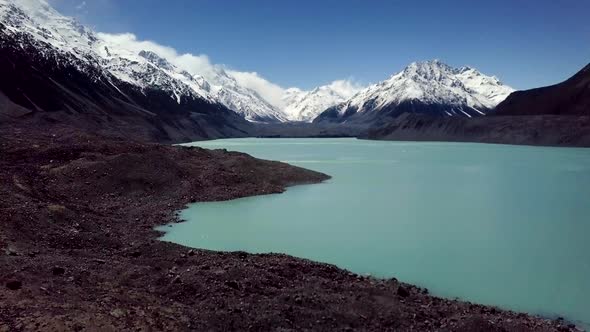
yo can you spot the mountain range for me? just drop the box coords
[0,0,370,124]
[0,0,516,129]
[2,0,587,147]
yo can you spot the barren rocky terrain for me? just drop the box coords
[0,124,580,331]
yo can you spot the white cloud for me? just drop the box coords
[324,79,364,98]
[225,73,364,109]
[174,53,218,81]
[97,32,216,78]
[227,70,287,108]
[75,1,86,10]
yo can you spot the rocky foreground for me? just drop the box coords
[0,124,580,331]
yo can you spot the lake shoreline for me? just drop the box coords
[0,124,581,331]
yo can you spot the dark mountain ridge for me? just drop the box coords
[494,63,590,116]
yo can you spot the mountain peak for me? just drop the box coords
[314,61,515,124]
[1,0,70,28]
[1,0,52,14]
[401,60,456,81]
[407,59,449,69]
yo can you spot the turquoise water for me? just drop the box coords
[159,138,590,327]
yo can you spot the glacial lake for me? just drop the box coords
[159,138,590,327]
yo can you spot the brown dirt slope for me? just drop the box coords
[494,63,590,116]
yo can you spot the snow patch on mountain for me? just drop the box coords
[454,66,514,108]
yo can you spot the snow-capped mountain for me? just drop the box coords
[282,80,362,122]
[0,0,285,123]
[0,0,252,141]
[0,0,98,69]
[314,60,514,124]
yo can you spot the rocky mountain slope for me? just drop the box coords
[494,63,590,116]
[314,60,514,126]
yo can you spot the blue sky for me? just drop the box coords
[53,0,590,90]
